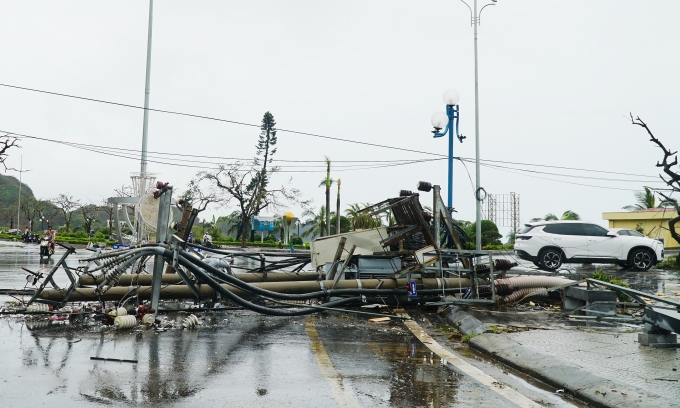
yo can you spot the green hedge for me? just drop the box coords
[213,239,307,249]
[0,234,309,249]
[0,233,22,240]
[482,244,514,250]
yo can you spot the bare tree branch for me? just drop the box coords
[0,134,20,171]
[632,114,680,247]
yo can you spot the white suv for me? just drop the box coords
[514,221,664,271]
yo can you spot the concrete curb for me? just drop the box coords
[469,333,671,408]
[442,307,492,336]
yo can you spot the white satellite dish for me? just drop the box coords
[137,191,173,231]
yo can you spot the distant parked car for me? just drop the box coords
[6,229,21,235]
[514,221,664,271]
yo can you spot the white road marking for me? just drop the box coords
[397,310,543,408]
[305,318,361,408]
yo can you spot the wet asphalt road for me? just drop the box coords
[0,311,582,408]
[0,242,582,407]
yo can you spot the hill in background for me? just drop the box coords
[0,173,35,226]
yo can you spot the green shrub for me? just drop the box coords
[656,256,680,271]
[591,270,631,302]
[482,244,514,250]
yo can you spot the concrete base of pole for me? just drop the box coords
[37,278,472,302]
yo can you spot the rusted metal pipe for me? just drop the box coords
[78,272,321,286]
[37,277,472,302]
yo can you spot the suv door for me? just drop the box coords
[541,223,588,258]
[583,224,622,259]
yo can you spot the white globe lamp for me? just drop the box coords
[442,89,460,106]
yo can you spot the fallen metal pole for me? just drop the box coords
[78,272,321,286]
[36,277,472,302]
[150,188,172,310]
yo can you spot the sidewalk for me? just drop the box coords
[470,328,680,408]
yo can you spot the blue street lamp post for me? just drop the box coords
[430,89,464,208]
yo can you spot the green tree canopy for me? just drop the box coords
[329,215,351,235]
[465,220,502,248]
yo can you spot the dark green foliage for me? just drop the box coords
[465,220,503,248]
[0,174,34,227]
[329,215,351,235]
[591,270,632,302]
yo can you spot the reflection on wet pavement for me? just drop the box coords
[368,341,461,408]
[1,313,526,407]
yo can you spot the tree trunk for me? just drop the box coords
[336,179,341,235]
[669,215,680,248]
[325,161,330,237]
[240,214,250,248]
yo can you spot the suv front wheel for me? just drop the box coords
[538,248,563,271]
[629,248,653,271]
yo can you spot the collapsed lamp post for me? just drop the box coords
[430,89,465,209]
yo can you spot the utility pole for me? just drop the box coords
[17,155,22,231]
[336,179,341,235]
[14,156,31,231]
[140,0,154,178]
[473,0,482,251]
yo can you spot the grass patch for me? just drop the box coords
[488,325,508,334]
[656,256,680,271]
[461,332,479,343]
[591,269,632,302]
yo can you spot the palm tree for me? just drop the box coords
[345,203,381,230]
[530,211,580,222]
[322,156,332,236]
[302,205,335,238]
[560,210,580,220]
[223,211,243,238]
[622,187,673,211]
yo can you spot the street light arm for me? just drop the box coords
[459,0,473,24]
[433,105,462,142]
[479,3,496,24]
[432,122,451,138]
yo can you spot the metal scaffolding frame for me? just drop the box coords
[483,192,520,233]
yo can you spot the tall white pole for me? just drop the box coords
[17,155,22,231]
[474,0,482,250]
[138,0,154,240]
[140,0,154,176]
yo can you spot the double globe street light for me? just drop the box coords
[430,89,465,209]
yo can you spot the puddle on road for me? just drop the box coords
[367,340,461,407]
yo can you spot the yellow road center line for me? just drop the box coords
[397,310,543,408]
[305,318,360,408]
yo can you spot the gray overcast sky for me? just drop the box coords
[1,1,679,236]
